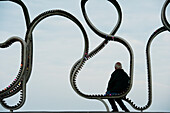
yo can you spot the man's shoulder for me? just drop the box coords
[111,69,123,76]
[112,69,129,76]
[114,69,124,73]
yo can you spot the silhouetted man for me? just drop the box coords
[106,62,130,112]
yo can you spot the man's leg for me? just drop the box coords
[115,98,130,112]
[108,99,118,112]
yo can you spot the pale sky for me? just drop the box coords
[0,0,170,112]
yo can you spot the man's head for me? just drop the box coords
[115,62,122,70]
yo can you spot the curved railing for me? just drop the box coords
[0,0,169,112]
[0,0,32,110]
[70,0,170,111]
[161,0,170,31]
[123,0,169,110]
[0,36,27,110]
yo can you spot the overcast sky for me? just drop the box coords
[0,0,170,112]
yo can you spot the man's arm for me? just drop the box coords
[107,72,116,91]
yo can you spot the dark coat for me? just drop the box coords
[107,69,130,93]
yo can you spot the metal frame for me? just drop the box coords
[0,0,169,112]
